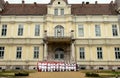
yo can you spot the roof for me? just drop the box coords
[71,4,118,15]
[0,2,118,15]
[0,4,47,15]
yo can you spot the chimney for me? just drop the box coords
[82,1,85,4]
[0,0,5,11]
[110,1,113,4]
[86,2,89,4]
[34,2,37,5]
[82,1,84,6]
[34,2,37,8]
[22,0,25,4]
[22,0,25,7]
[95,1,97,4]
[5,1,9,4]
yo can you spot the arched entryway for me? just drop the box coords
[55,48,64,60]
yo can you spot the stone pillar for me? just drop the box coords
[44,42,48,60]
[43,30,48,60]
[71,41,75,62]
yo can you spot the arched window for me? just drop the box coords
[54,25,64,37]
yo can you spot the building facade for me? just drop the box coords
[0,0,120,70]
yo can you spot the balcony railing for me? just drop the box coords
[44,30,74,39]
[43,30,74,42]
[46,33,72,38]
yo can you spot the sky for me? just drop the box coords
[4,0,114,4]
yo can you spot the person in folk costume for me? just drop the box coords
[68,63,71,71]
[66,63,68,71]
[61,63,63,71]
[71,63,74,71]
[38,62,42,72]
[48,63,51,72]
[59,63,62,72]
[55,63,58,71]
[53,62,56,72]
[71,64,74,71]
[41,62,44,72]
[50,63,53,72]
[46,62,48,72]
[73,63,76,71]
[43,62,45,72]
[52,62,54,72]
[63,63,65,72]
[44,62,47,72]
[61,63,63,72]
[56,63,59,71]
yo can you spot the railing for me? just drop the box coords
[46,33,72,38]
[44,31,74,39]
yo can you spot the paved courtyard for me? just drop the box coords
[27,72,86,78]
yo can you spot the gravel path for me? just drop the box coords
[27,72,86,78]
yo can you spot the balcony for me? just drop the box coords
[43,30,74,43]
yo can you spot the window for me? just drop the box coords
[18,24,23,36]
[1,24,7,36]
[16,47,22,59]
[61,9,64,15]
[78,25,84,37]
[79,47,85,59]
[97,47,103,59]
[95,25,101,36]
[0,47,4,59]
[34,47,39,59]
[55,25,64,37]
[112,24,118,36]
[54,9,58,15]
[35,24,40,36]
[115,47,120,59]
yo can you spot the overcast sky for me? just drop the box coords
[5,0,114,4]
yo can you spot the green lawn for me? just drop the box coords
[0,70,36,77]
[0,70,120,78]
[81,70,120,77]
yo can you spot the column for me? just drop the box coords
[44,42,48,60]
[44,30,47,60]
[71,41,75,62]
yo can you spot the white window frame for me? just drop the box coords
[97,47,103,59]
[34,47,39,59]
[16,47,22,59]
[61,9,64,15]
[35,24,40,36]
[95,24,101,36]
[0,47,4,59]
[115,47,120,59]
[112,24,118,36]
[79,47,85,59]
[78,25,84,37]
[54,8,58,15]
[18,24,23,36]
[1,24,7,36]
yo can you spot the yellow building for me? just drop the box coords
[0,0,120,70]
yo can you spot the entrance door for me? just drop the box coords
[55,48,64,60]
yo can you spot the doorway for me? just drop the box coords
[55,48,64,60]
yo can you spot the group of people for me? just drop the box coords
[37,61,77,72]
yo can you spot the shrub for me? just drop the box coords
[15,72,29,76]
[85,72,99,77]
